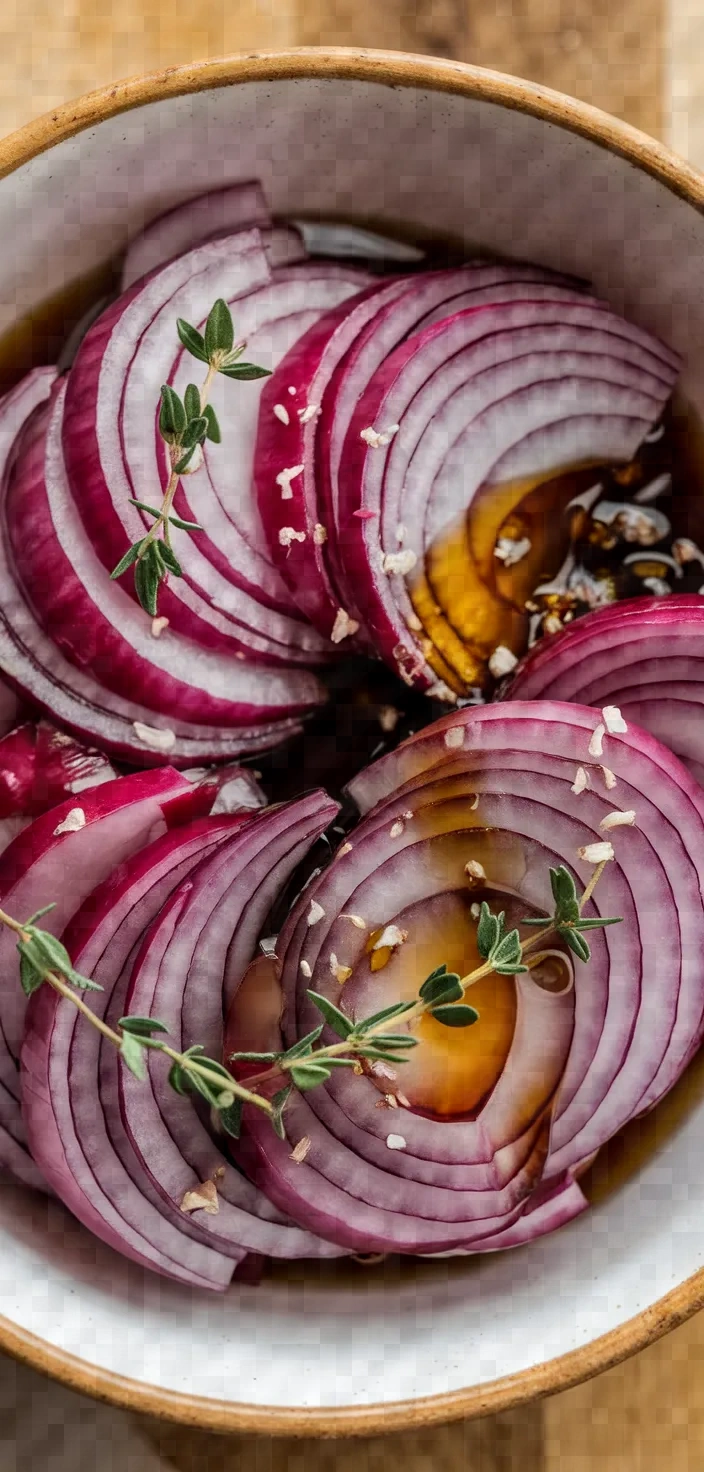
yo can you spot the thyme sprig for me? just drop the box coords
[110,298,271,616]
[0,861,621,1141]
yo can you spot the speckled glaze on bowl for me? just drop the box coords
[1,48,704,1437]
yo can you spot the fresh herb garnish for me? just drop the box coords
[110,298,271,617]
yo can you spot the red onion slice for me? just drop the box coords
[121,181,273,287]
[235,702,704,1254]
[0,720,116,818]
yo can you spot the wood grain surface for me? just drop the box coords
[3,0,698,1468]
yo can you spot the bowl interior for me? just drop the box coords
[1,64,703,1425]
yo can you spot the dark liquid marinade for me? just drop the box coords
[3,253,704,1250]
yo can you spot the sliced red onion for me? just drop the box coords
[121,181,273,287]
[236,702,704,1254]
[506,595,704,784]
[256,265,595,639]
[0,768,193,1184]
[333,299,679,689]
[0,721,116,818]
[113,795,346,1265]
[8,386,325,720]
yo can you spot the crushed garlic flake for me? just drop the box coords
[298,404,320,424]
[470,902,481,919]
[275,464,304,499]
[444,726,464,749]
[386,1133,407,1151]
[396,1092,411,1109]
[53,807,86,836]
[299,959,312,978]
[180,1180,219,1215]
[470,793,480,811]
[151,616,169,639]
[588,724,606,758]
[602,705,627,735]
[494,535,532,567]
[572,766,589,795]
[488,645,518,679]
[290,1136,312,1164]
[389,819,405,838]
[307,900,325,926]
[396,523,407,543]
[341,913,367,929]
[577,841,615,864]
[602,766,617,790]
[331,607,360,644]
[287,386,297,396]
[465,859,486,882]
[385,1093,398,1108]
[338,842,353,857]
[278,526,306,547]
[329,952,353,984]
[133,721,176,753]
[360,423,400,449]
[313,523,327,545]
[273,403,290,425]
[373,924,407,951]
[382,549,418,576]
[599,809,636,830]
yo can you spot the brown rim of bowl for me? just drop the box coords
[0,46,703,1435]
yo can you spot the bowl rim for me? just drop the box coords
[2,44,704,1436]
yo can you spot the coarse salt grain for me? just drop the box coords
[273,403,290,425]
[307,900,325,926]
[299,959,312,978]
[275,464,304,499]
[53,807,86,836]
[151,616,169,639]
[331,608,360,644]
[373,925,407,951]
[588,724,605,758]
[602,767,617,790]
[382,549,418,576]
[488,645,518,679]
[386,1134,407,1151]
[577,841,615,864]
[572,767,588,795]
[298,404,320,424]
[389,820,405,838]
[599,809,636,830]
[278,526,306,548]
[313,523,327,545]
[180,1181,219,1215]
[133,721,176,753]
[465,859,486,881]
[444,726,464,749]
[290,1136,311,1164]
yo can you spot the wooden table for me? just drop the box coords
[3,2,703,1467]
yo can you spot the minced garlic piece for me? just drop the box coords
[275,464,304,499]
[299,959,312,978]
[180,1180,219,1215]
[329,952,353,984]
[488,645,518,679]
[337,842,353,857]
[273,403,290,425]
[53,807,86,836]
[360,424,400,449]
[372,925,407,951]
[599,809,636,830]
[396,1092,411,1109]
[290,1136,312,1163]
[313,523,327,545]
[307,900,325,926]
[572,767,588,795]
[494,535,532,566]
[385,1093,398,1108]
[577,841,615,864]
[382,549,418,576]
[389,819,405,838]
[378,705,400,733]
[465,859,486,882]
[386,1134,407,1151]
[444,726,464,749]
[133,721,176,753]
[588,724,605,758]
[151,616,169,639]
[278,526,306,547]
[602,706,627,734]
[331,608,360,644]
[298,404,320,425]
[341,913,367,929]
[602,767,617,790]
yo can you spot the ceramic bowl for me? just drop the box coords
[1,49,704,1437]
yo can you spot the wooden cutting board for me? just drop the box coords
[3,2,697,1468]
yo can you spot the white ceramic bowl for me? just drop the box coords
[1,49,704,1436]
